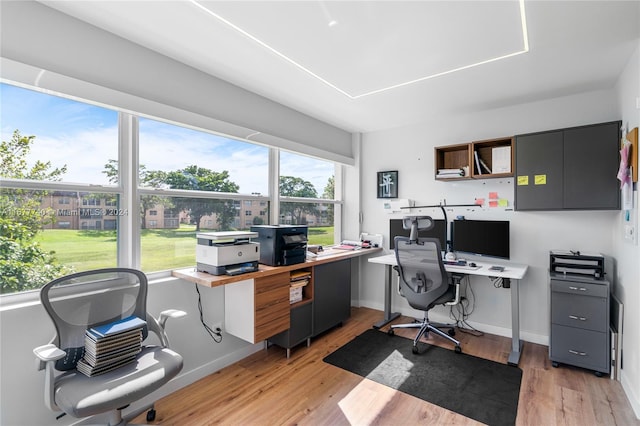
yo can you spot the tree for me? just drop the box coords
[103,159,170,229]
[164,166,239,231]
[279,176,318,225]
[322,176,335,224]
[0,130,72,293]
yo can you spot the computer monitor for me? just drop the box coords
[451,219,510,259]
[389,218,447,250]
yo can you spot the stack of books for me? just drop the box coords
[289,270,311,304]
[77,315,146,377]
[436,168,465,178]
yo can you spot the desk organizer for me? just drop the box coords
[550,251,604,279]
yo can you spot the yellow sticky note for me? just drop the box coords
[517,176,529,185]
[498,199,508,207]
[534,175,547,185]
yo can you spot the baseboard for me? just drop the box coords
[621,371,640,420]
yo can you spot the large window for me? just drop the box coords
[0,83,119,295]
[0,82,342,294]
[279,151,337,246]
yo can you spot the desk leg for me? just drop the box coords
[373,265,401,329]
[507,279,523,366]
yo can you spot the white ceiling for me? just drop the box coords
[39,0,639,133]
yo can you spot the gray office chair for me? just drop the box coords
[33,268,186,425]
[388,233,462,354]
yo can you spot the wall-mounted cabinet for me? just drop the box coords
[435,137,513,181]
[515,121,621,211]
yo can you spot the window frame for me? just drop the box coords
[0,83,344,301]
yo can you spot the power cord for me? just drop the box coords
[194,284,222,343]
[449,276,484,336]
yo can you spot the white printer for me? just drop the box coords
[196,231,260,276]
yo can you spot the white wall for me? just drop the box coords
[613,39,640,417]
[359,89,621,344]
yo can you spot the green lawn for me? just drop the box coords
[34,225,335,273]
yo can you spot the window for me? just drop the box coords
[279,151,337,246]
[0,83,118,295]
[0,82,342,294]
[138,118,271,272]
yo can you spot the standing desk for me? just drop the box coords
[368,254,528,366]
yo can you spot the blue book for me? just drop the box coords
[90,315,146,338]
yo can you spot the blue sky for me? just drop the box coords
[1,83,333,195]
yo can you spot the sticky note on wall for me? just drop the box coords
[534,175,547,185]
[517,176,529,185]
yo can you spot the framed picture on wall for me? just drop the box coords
[377,170,398,198]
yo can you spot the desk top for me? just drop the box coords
[174,246,382,287]
[369,253,528,280]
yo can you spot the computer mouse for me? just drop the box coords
[469,262,476,267]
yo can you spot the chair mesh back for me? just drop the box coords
[394,236,449,310]
[39,268,148,371]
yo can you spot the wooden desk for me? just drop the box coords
[368,254,528,366]
[174,247,382,352]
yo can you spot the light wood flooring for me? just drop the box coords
[136,307,639,425]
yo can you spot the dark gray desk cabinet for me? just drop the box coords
[312,259,351,336]
[550,274,610,376]
[515,121,621,211]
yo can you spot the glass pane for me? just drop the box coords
[0,188,118,294]
[139,118,269,195]
[280,151,335,199]
[0,83,118,185]
[140,195,270,272]
[279,201,335,246]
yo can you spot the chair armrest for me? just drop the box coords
[34,344,66,365]
[159,309,187,329]
[147,309,186,348]
[33,344,65,412]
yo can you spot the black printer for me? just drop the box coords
[250,225,308,266]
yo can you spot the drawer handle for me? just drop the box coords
[568,349,587,356]
[568,286,587,291]
[568,315,587,321]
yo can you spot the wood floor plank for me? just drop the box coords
[136,307,639,426]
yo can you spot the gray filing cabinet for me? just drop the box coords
[550,274,610,376]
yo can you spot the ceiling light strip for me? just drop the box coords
[189,0,354,98]
[190,0,530,100]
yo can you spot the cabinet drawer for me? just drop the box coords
[551,292,607,332]
[255,274,290,341]
[550,324,609,373]
[551,279,608,298]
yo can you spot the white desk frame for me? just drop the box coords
[368,254,528,366]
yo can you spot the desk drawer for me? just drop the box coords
[255,274,290,341]
[551,292,607,332]
[550,324,608,373]
[551,279,607,298]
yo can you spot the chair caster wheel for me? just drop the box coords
[146,408,156,422]
[387,329,395,336]
[412,346,419,354]
[448,328,456,337]
[454,345,462,354]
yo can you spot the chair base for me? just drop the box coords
[389,317,462,354]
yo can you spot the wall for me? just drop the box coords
[613,39,640,417]
[359,88,621,347]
